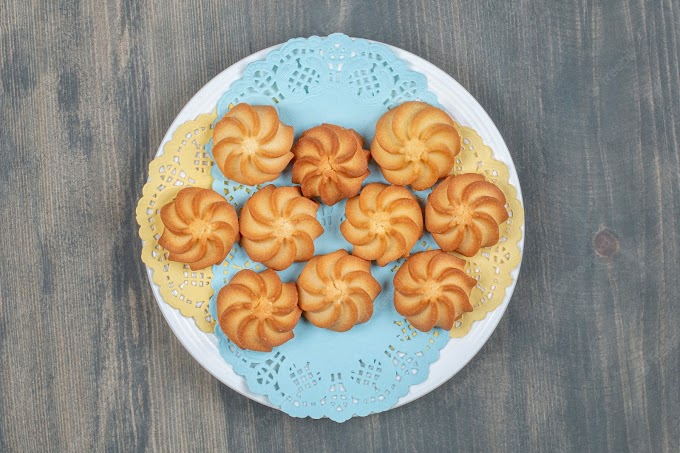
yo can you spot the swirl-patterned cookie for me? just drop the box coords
[159,187,239,270]
[425,173,508,256]
[212,103,294,185]
[240,185,324,270]
[291,124,370,205]
[393,250,476,331]
[297,250,381,332]
[217,269,301,351]
[371,101,461,190]
[340,183,423,266]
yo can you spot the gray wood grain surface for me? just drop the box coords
[1,0,679,451]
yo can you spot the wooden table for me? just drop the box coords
[1,0,678,451]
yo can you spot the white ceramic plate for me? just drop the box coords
[146,37,524,413]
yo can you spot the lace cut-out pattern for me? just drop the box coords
[136,112,217,332]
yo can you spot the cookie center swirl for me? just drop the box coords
[272,218,295,238]
[318,156,336,175]
[368,211,391,235]
[402,139,426,161]
[325,280,349,300]
[451,204,474,224]
[252,296,273,317]
[422,280,442,300]
[242,137,259,155]
[189,219,213,238]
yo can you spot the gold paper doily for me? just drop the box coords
[136,117,524,336]
[136,112,217,332]
[449,126,524,337]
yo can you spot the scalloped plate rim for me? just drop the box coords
[144,34,525,415]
